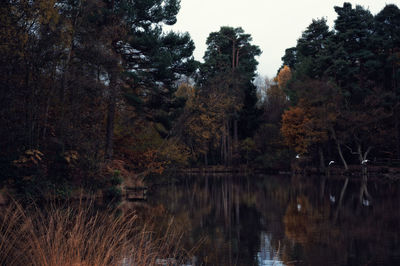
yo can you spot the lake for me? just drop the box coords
[131,174,400,265]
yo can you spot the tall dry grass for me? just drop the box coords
[0,199,187,266]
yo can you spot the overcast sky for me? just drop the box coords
[166,0,397,78]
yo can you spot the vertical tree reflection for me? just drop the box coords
[130,174,400,265]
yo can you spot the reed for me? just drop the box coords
[0,199,186,266]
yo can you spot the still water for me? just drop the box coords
[137,175,400,265]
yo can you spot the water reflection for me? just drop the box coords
[257,233,285,265]
[127,174,400,265]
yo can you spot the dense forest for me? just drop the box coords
[1,1,400,199]
[280,3,400,172]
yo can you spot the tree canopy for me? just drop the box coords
[280,2,400,170]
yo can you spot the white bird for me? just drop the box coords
[362,198,370,206]
[361,159,369,165]
[297,203,302,211]
[296,154,300,159]
[329,160,335,166]
[329,194,336,203]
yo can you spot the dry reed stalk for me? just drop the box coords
[0,199,189,266]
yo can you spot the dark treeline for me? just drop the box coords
[0,0,267,199]
[279,2,400,172]
[0,0,198,198]
[183,2,400,172]
[1,1,400,199]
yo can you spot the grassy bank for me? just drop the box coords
[0,199,188,266]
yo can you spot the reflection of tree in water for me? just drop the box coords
[128,175,400,265]
[283,175,400,266]
[283,195,347,265]
[284,196,335,244]
[145,176,286,265]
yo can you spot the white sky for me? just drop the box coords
[166,0,398,78]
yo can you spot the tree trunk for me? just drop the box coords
[357,143,372,163]
[394,62,399,155]
[320,176,326,199]
[60,0,81,101]
[393,61,399,158]
[57,2,81,153]
[318,146,325,174]
[236,49,240,68]
[42,95,50,142]
[233,119,238,162]
[357,143,372,205]
[232,41,236,71]
[234,119,238,150]
[220,136,223,162]
[222,130,227,165]
[396,109,400,159]
[105,74,117,161]
[337,141,348,170]
[334,177,349,222]
[225,119,231,165]
[359,168,372,205]
[330,127,348,170]
[228,120,233,165]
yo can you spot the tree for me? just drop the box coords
[281,47,297,70]
[262,84,288,125]
[297,18,332,60]
[197,26,261,164]
[179,86,232,165]
[324,3,397,167]
[98,0,185,160]
[0,0,196,198]
[281,106,313,155]
[325,3,377,104]
[283,18,332,104]
[279,2,400,173]
[374,4,400,158]
[276,65,292,90]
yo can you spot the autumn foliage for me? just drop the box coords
[276,65,292,90]
[281,107,312,154]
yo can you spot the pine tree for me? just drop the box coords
[198,26,261,164]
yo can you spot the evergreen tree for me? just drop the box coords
[0,0,196,198]
[279,2,400,169]
[197,26,261,164]
[326,3,377,103]
[374,4,400,157]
